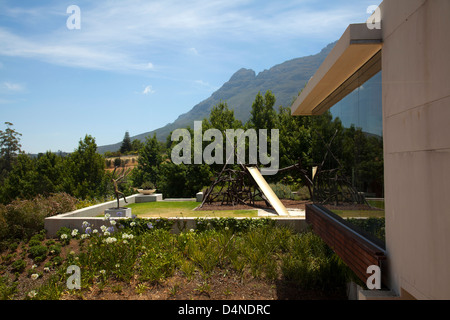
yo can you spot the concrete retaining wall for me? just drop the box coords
[44,194,308,237]
[44,194,138,237]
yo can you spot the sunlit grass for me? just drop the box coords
[331,209,384,218]
[125,201,258,218]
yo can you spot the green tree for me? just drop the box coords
[120,131,132,154]
[0,122,22,179]
[202,101,243,132]
[131,134,162,188]
[0,154,36,204]
[247,90,277,130]
[64,135,107,199]
[276,106,312,184]
[131,139,144,152]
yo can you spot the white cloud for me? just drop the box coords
[3,82,24,92]
[194,80,219,91]
[142,85,155,95]
[188,47,199,56]
[0,0,381,73]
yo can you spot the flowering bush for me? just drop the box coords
[10,218,351,300]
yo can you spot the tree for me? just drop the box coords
[276,106,312,183]
[120,131,132,154]
[64,135,107,199]
[247,90,277,130]
[131,139,144,152]
[0,122,22,179]
[131,134,162,188]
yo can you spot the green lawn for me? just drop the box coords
[125,201,258,218]
[331,209,385,218]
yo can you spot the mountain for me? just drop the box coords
[97,41,336,154]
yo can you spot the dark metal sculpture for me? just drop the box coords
[111,166,131,209]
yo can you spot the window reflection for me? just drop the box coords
[311,70,384,243]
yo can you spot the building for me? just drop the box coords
[291,0,450,300]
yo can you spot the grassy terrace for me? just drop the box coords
[328,199,385,219]
[125,201,258,218]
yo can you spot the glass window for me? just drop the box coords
[312,69,384,244]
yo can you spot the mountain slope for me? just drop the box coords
[97,41,336,154]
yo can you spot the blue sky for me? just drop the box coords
[0,0,382,154]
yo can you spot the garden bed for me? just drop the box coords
[1,220,349,300]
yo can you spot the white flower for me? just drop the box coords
[44,267,50,273]
[31,273,39,280]
[189,229,195,233]
[115,264,120,268]
[104,231,110,236]
[122,233,134,240]
[100,225,107,232]
[27,290,37,298]
[82,221,90,228]
[100,269,106,274]
[81,234,89,239]
[130,221,136,227]
[103,237,117,244]
[103,213,110,221]
[110,220,116,226]
[32,264,37,269]
[60,234,68,240]
[71,229,78,237]
[92,229,98,234]
[69,250,75,255]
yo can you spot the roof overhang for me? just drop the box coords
[291,23,383,116]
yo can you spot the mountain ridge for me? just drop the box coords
[97,41,337,154]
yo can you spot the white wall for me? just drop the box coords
[382,0,450,299]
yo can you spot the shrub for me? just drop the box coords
[0,193,77,242]
[281,231,351,290]
[0,275,17,300]
[295,185,311,200]
[28,245,48,262]
[11,259,26,273]
[269,183,293,199]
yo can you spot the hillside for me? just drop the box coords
[97,41,336,154]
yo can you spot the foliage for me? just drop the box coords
[0,122,22,179]
[64,135,108,200]
[131,134,162,189]
[28,245,48,262]
[140,181,155,190]
[0,218,353,300]
[195,217,275,233]
[0,134,110,205]
[120,131,133,154]
[269,183,293,200]
[11,259,27,273]
[346,217,385,242]
[0,193,77,244]
[280,231,351,290]
[247,90,277,131]
[0,275,17,300]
